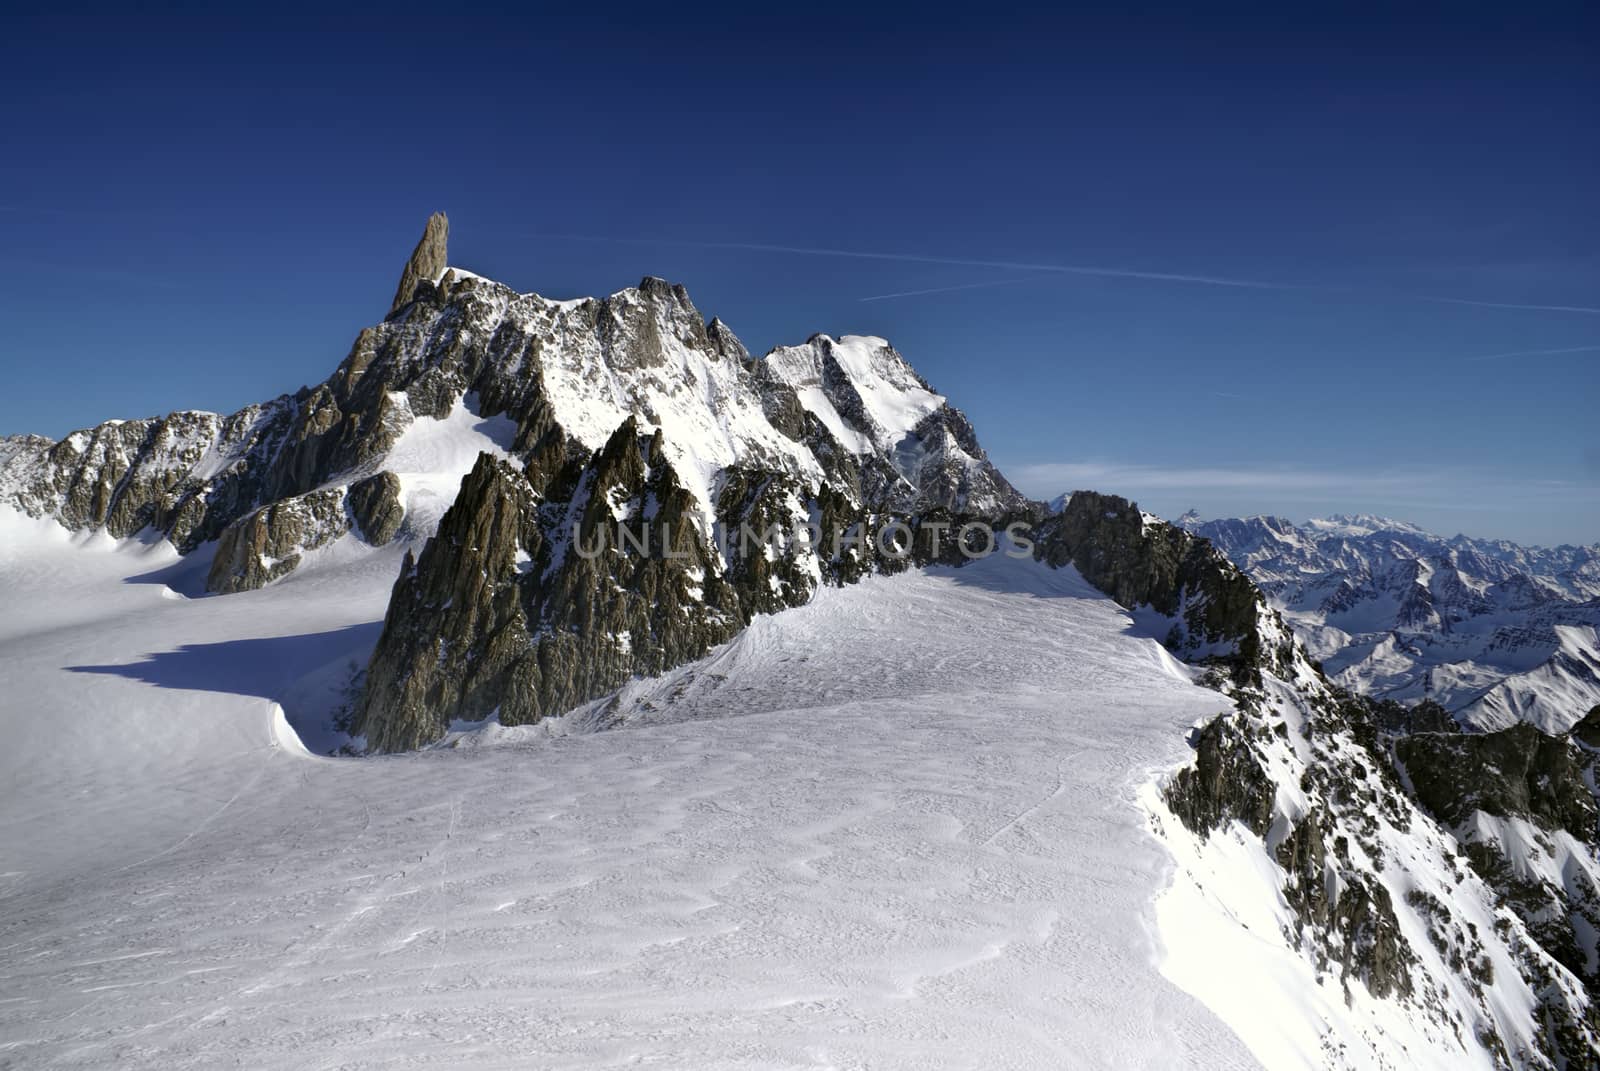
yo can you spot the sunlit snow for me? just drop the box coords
[0,508,1265,1069]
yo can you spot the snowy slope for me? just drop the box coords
[0,508,1261,1070]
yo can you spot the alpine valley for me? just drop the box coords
[3,216,1598,1070]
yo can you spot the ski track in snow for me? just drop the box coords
[0,509,1258,1069]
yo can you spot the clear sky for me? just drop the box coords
[2,5,1596,545]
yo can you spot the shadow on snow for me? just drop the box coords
[67,622,382,753]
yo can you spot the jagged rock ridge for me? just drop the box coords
[0,214,1027,748]
[0,216,1024,601]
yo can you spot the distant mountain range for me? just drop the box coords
[1176,511,1600,731]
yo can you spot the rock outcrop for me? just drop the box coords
[1036,491,1265,675]
[389,211,449,315]
[1397,723,1596,839]
[2,215,1025,609]
[1164,712,1275,836]
[1393,717,1600,1004]
[347,470,404,545]
[206,487,350,594]
[1158,609,1600,1065]
[357,454,541,752]
[350,415,1025,751]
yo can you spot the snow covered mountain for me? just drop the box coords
[0,212,1021,596]
[1177,511,1600,732]
[4,216,1600,1068]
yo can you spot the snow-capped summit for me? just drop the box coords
[1305,512,1431,539]
[0,215,1025,596]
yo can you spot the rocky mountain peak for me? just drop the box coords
[389,211,449,315]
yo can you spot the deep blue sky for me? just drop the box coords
[2,6,1596,544]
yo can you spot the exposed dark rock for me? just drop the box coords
[354,454,540,752]
[348,470,404,545]
[1572,705,1600,750]
[1396,723,1596,840]
[1164,713,1275,837]
[1371,697,1459,736]
[6,213,1599,1063]
[1034,491,1265,679]
[206,487,349,594]
[349,404,1028,752]
[1277,810,1415,1000]
[389,211,449,316]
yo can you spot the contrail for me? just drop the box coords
[529,231,1306,293]
[1419,296,1600,316]
[1464,343,1600,362]
[528,231,1600,313]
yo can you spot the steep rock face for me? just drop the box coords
[992,495,1600,1057]
[751,334,1025,515]
[204,472,408,594]
[0,327,414,558]
[5,214,1599,1065]
[389,211,449,315]
[1394,720,1600,1002]
[350,412,1021,751]
[1396,724,1596,839]
[355,454,541,752]
[314,223,1028,751]
[206,487,350,594]
[1037,492,1264,673]
[5,409,239,547]
[347,470,404,545]
[1164,712,1275,836]
[1571,705,1600,749]
[1,216,1020,605]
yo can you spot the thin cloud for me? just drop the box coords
[1420,295,1600,316]
[1463,343,1600,362]
[1007,460,1582,512]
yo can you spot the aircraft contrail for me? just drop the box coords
[528,231,1600,314]
[1464,343,1600,362]
[1419,296,1600,316]
[530,232,1305,292]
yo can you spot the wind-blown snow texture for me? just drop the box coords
[1178,512,1600,731]
[0,511,1261,1069]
